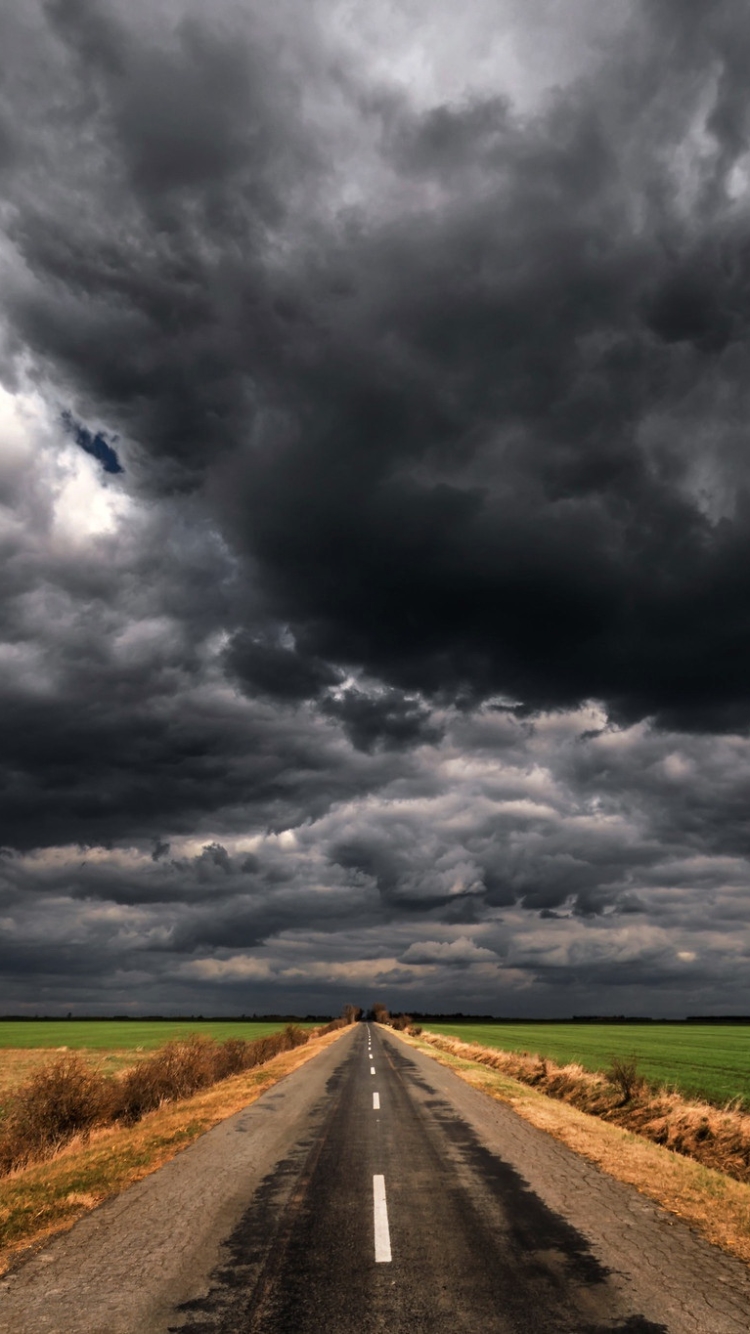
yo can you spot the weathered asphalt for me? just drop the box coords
[3,1023,750,1332]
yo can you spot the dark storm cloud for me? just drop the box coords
[10,2,747,731]
[3,0,750,1014]
[3,0,749,726]
[224,634,341,702]
[320,686,443,752]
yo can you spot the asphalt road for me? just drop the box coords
[4,1023,750,1333]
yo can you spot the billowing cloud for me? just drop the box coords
[2,0,750,1014]
[399,937,499,966]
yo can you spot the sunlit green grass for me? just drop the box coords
[424,1023,750,1106]
[0,1020,313,1051]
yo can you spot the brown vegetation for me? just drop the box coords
[419,1031,750,1186]
[0,1016,355,1178]
[0,1024,350,1274]
[380,1012,422,1035]
[608,1053,644,1104]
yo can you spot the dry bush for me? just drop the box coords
[0,1054,107,1171]
[213,1038,251,1080]
[407,1025,423,1036]
[247,1036,275,1067]
[389,1014,412,1031]
[317,1017,348,1034]
[111,1027,310,1124]
[0,1026,317,1175]
[281,1024,307,1049]
[608,1054,644,1104]
[112,1037,220,1124]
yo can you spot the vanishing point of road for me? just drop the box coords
[3,1024,750,1333]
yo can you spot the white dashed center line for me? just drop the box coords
[373,1091,380,1109]
[373,1175,392,1263]
[370,1065,376,1074]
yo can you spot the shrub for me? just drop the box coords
[317,1016,348,1034]
[283,1024,307,1049]
[113,1036,224,1123]
[212,1038,250,1080]
[608,1054,643,1104]
[0,1025,316,1174]
[389,1014,407,1031]
[0,1054,107,1170]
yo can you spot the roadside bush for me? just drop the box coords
[282,1023,307,1049]
[112,1036,219,1123]
[0,1022,327,1176]
[609,1054,643,1104]
[213,1038,251,1080]
[317,1016,348,1034]
[0,1054,107,1170]
[389,1014,413,1031]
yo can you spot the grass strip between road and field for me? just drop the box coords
[419,1021,750,1107]
[0,1025,347,1275]
[390,1027,750,1268]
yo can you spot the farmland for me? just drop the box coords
[423,1022,750,1107]
[0,1019,312,1051]
[0,1020,315,1097]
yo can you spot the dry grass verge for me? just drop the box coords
[414,1031,750,1185]
[389,1027,750,1267]
[0,1022,349,1175]
[0,1026,347,1274]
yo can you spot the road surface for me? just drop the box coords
[3,1023,750,1332]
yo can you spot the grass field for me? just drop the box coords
[0,1020,311,1051]
[0,1020,315,1099]
[423,1023,750,1107]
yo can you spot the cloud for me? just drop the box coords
[177,956,273,983]
[399,936,498,965]
[320,685,443,752]
[224,634,341,702]
[2,0,750,1014]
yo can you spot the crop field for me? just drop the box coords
[424,1023,750,1107]
[0,1019,312,1051]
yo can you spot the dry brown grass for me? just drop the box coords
[390,1027,750,1267]
[0,1049,146,1100]
[0,1054,107,1173]
[0,1026,348,1274]
[414,1032,750,1185]
[0,1025,319,1175]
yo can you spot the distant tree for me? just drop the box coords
[370,1002,390,1024]
[341,1004,363,1024]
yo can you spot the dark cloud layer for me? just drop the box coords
[2,0,750,1013]
[5,0,750,730]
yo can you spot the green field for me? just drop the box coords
[424,1023,750,1107]
[0,1020,313,1051]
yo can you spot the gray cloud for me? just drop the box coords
[2,0,750,1014]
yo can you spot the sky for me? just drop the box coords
[2,0,750,1017]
